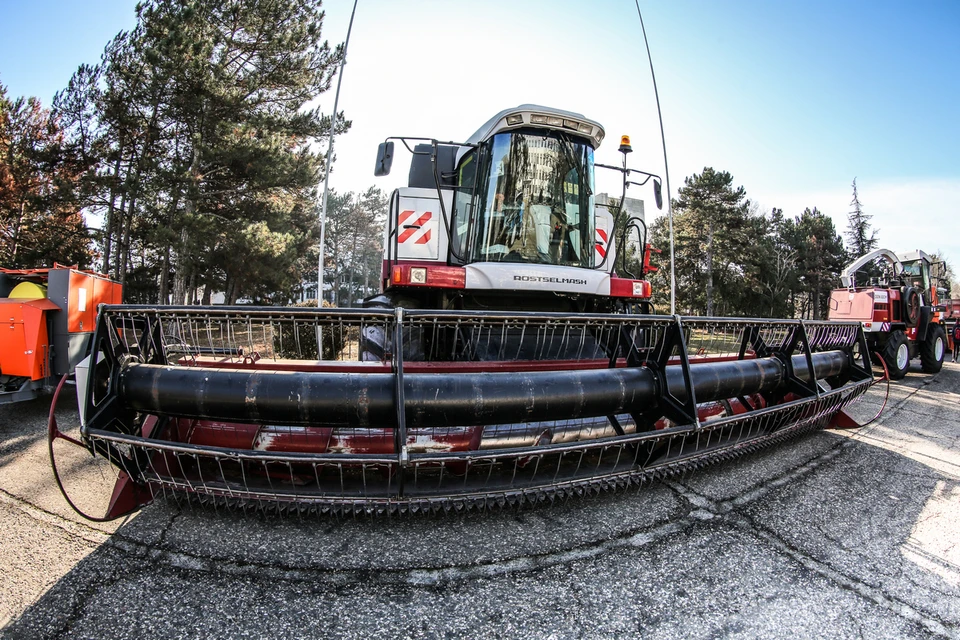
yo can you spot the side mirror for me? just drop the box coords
[374,141,394,176]
[653,179,663,210]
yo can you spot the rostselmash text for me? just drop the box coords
[513,275,588,285]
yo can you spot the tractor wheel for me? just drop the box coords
[360,322,425,362]
[359,295,423,362]
[360,323,390,362]
[880,330,910,380]
[919,325,946,373]
[902,287,921,326]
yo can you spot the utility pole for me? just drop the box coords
[317,0,358,306]
[635,1,676,314]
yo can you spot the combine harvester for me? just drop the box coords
[51,106,875,518]
[828,248,948,379]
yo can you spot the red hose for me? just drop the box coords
[858,353,891,429]
[47,374,123,522]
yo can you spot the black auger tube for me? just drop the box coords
[664,351,847,402]
[117,351,848,429]
[118,367,659,429]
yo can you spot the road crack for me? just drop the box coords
[664,412,960,639]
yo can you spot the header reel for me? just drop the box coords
[52,305,873,519]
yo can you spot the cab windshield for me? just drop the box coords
[901,259,929,290]
[453,131,596,268]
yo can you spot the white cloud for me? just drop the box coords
[748,178,960,268]
[314,0,960,275]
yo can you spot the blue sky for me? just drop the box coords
[2,0,958,270]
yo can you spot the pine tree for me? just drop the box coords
[782,208,846,319]
[667,167,751,315]
[845,178,877,258]
[752,208,797,318]
[55,0,349,303]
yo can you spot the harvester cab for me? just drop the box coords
[829,248,947,379]
[370,105,661,315]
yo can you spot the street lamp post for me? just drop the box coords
[317,0,359,307]
[635,1,676,315]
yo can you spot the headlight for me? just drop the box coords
[410,268,427,284]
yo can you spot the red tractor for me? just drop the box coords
[828,249,947,379]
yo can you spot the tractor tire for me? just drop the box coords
[902,287,921,326]
[920,325,946,373]
[880,330,910,380]
[360,323,390,362]
[359,295,423,362]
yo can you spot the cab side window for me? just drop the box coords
[452,153,477,260]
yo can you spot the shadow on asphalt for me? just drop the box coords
[5,399,958,639]
[0,393,57,473]
[0,387,122,521]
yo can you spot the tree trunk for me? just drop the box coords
[705,219,715,316]
[226,279,239,306]
[11,201,25,266]
[102,150,123,275]
[363,255,370,298]
[158,188,182,304]
[118,96,160,286]
[349,217,360,306]
[172,226,189,305]
[812,274,821,319]
[173,143,200,306]
[119,199,134,285]
[159,246,171,304]
[111,187,128,280]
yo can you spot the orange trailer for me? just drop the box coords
[0,264,121,403]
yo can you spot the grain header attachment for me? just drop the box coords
[55,305,873,518]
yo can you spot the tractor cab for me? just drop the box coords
[897,251,937,305]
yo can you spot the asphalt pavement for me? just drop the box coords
[1,362,958,639]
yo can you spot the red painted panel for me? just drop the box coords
[0,300,54,380]
[68,271,95,333]
[68,271,122,333]
[93,275,123,309]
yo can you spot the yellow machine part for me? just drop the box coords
[7,281,47,299]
